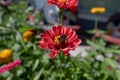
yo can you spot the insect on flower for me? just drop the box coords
[59,34,67,43]
[39,25,81,59]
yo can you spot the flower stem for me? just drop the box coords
[60,9,64,25]
[94,14,98,32]
[59,52,64,80]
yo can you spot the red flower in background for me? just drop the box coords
[28,14,34,22]
[48,0,78,12]
[39,25,81,59]
[0,60,21,74]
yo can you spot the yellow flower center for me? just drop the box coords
[54,34,67,45]
[58,0,66,3]
[54,36,61,45]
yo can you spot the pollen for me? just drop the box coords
[54,36,61,45]
[58,0,66,3]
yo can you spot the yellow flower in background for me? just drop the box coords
[90,7,106,14]
[0,49,13,63]
[23,30,36,42]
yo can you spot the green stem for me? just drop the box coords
[59,52,66,80]
[60,9,64,25]
[59,52,63,80]
[94,14,98,32]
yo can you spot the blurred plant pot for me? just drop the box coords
[92,32,120,45]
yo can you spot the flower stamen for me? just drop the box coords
[54,36,61,45]
[54,34,67,45]
[58,0,66,3]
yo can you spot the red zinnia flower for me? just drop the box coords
[39,25,81,59]
[48,0,78,12]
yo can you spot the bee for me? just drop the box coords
[59,34,67,43]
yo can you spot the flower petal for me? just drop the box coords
[50,51,59,59]
[38,41,48,49]
[39,25,81,59]
[48,0,78,12]
[62,50,70,57]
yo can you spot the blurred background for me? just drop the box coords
[30,0,120,38]
[1,0,120,80]
[2,0,120,36]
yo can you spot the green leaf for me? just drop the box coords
[86,29,97,34]
[25,7,34,13]
[32,59,39,71]
[15,31,27,52]
[105,58,116,69]
[115,70,120,80]
[86,29,106,34]
[12,43,21,51]
[72,58,91,72]
[18,26,35,33]
[86,40,101,49]
[33,68,44,80]
[86,50,97,58]
[105,49,120,54]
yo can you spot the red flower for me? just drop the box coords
[28,14,34,22]
[39,25,81,59]
[0,60,21,74]
[48,0,78,12]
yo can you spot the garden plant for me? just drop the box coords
[0,0,120,80]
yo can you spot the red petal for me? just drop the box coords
[48,0,78,12]
[62,26,67,34]
[56,25,63,35]
[39,41,48,49]
[66,38,81,50]
[52,26,58,36]
[66,0,78,12]
[62,50,70,57]
[40,33,46,38]
[68,30,77,42]
[72,39,81,49]
[45,30,54,39]
[50,51,58,59]
[41,31,55,45]
[66,28,73,38]
[47,44,55,49]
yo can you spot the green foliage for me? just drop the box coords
[0,1,120,80]
[85,37,120,80]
